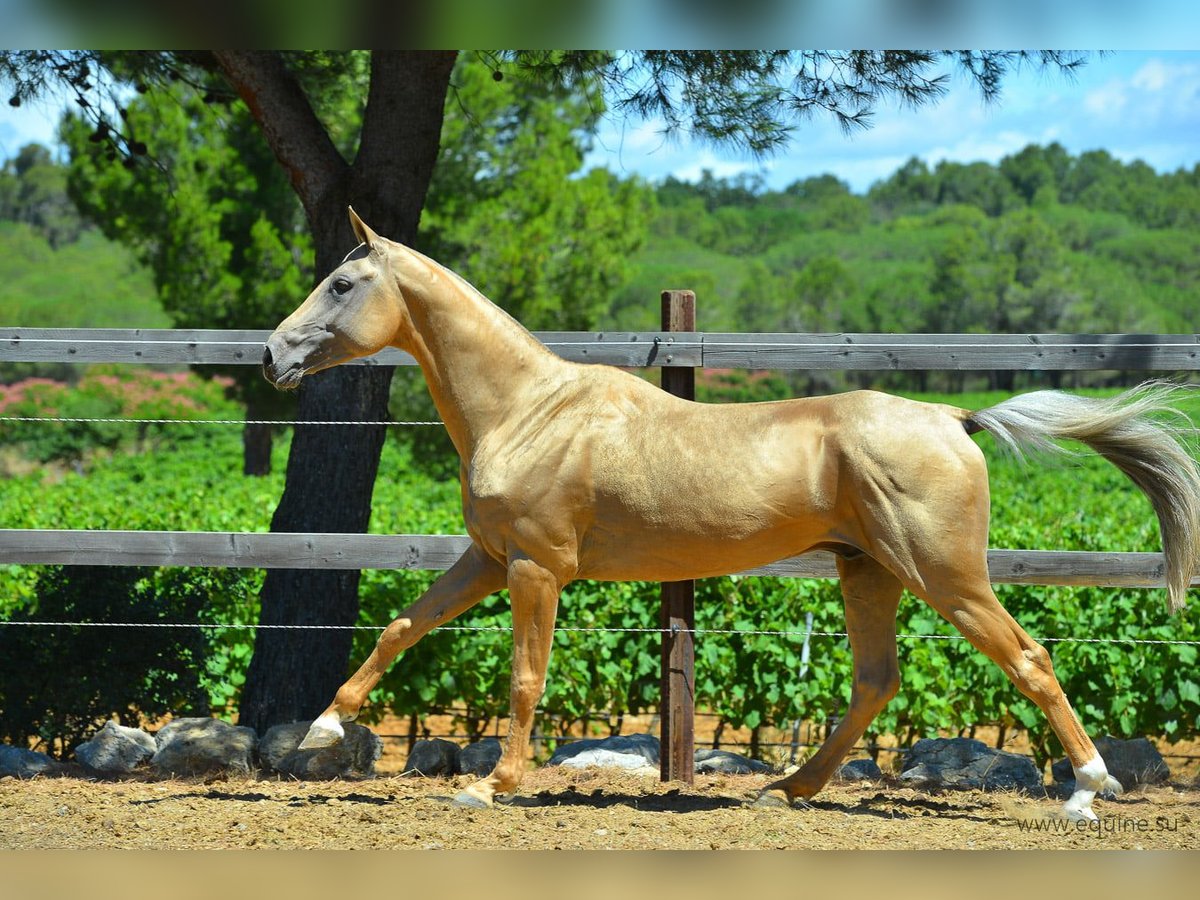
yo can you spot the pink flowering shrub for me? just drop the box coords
[0,366,237,462]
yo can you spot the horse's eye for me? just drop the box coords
[332,277,353,296]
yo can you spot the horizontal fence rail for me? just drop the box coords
[6,328,1200,370]
[0,530,1193,588]
[1,328,701,368]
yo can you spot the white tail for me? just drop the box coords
[966,382,1200,613]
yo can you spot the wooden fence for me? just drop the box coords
[4,314,1200,782]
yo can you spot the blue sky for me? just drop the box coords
[3,51,1198,194]
[582,51,1200,193]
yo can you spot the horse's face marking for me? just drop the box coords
[263,213,407,389]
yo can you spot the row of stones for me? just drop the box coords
[0,718,1173,797]
[0,719,771,780]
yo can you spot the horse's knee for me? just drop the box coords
[511,672,547,712]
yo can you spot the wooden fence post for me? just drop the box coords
[659,289,696,784]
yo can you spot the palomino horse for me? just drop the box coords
[263,209,1200,820]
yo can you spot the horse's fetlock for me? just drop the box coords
[332,687,362,716]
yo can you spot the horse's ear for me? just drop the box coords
[348,206,382,249]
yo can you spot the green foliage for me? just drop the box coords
[421,53,653,331]
[60,83,310,471]
[0,149,166,384]
[696,369,792,404]
[62,86,312,333]
[610,145,1200,400]
[0,143,87,247]
[0,223,161,329]
[0,365,237,463]
[0,565,227,757]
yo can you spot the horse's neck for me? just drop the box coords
[399,252,565,458]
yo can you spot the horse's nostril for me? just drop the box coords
[262,345,273,368]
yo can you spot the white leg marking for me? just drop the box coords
[298,713,345,750]
[1063,752,1119,822]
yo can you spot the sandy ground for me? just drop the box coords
[3,765,1198,850]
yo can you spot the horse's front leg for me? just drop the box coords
[454,556,561,807]
[300,543,507,749]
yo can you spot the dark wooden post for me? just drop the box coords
[659,289,696,784]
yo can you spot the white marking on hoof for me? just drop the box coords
[1062,752,1109,822]
[298,714,345,750]
[1063,795,1099,822]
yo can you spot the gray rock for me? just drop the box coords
[458,738,503,776]
[0,745,61,778]
[150,718,257,777]
[547,733,660,767]
[402,738,460,777]
[1051,736,1170,790]
[836,757,884,781]
[556,748,658,771]
[899,737,1041,794]
[259,721,382,779]
[75,720,156,774]
[694,748,770,775]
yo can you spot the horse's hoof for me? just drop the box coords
[1063,798,1099,823]
[452,790,491,809]
[298,714,344,750]
[750,790,792,809]
[1101,775,1124,797]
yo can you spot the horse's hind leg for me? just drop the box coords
[911,569,1122,821]
[757,554,903,806]
[300,543,507,749]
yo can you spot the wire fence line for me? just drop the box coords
[2,618,1198,646]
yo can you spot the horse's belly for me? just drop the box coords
[574,520,826,582]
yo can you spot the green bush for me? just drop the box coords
[0,565,241,757]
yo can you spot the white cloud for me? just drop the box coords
[670,152,766,184]
[1132,58,1172,92]
[1083,83,1128,118]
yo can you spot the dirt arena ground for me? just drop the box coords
[3,765,1198,850]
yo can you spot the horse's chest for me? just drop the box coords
[464,457,554,522]
[462,448,589,536]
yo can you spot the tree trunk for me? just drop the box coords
[237,364,395,731]
[230,50,457,734]
[242,390,274,476]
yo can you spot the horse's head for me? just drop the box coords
[262,208,409,390]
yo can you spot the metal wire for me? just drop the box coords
[0,415,442,427]
[1,618,1197,645]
